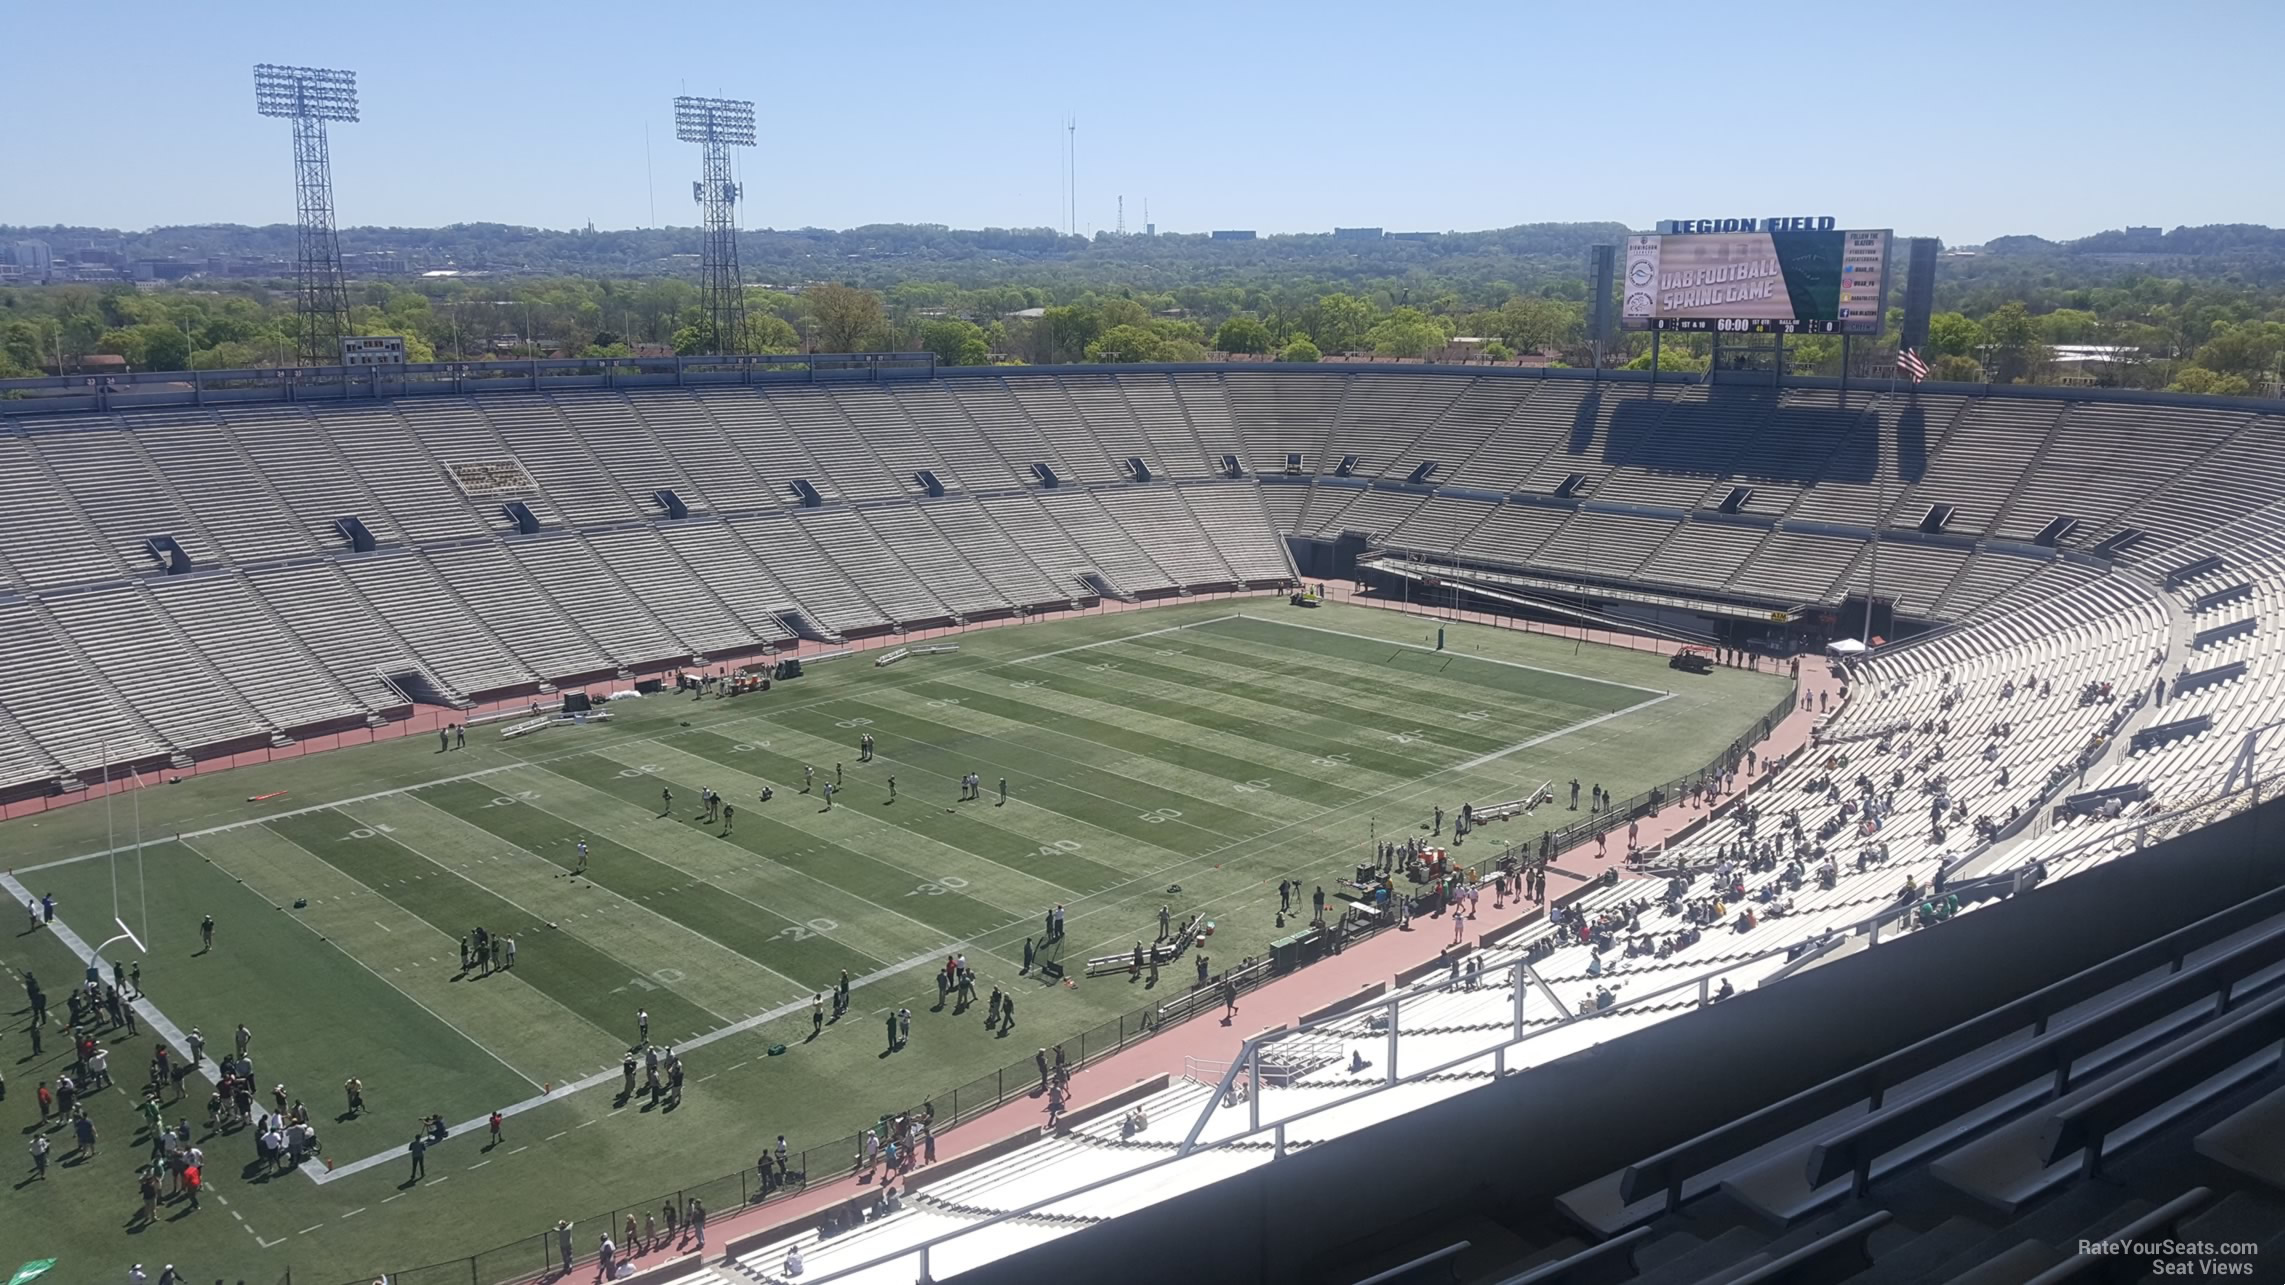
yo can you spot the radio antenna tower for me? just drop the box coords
[254,64,358,366]
[675,95,756,354]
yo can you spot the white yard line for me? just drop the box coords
[1006,615,1239,664]
[1454,693,1674,771]
[0,870,215,1094]
[200,828,614,1079]
[1223,612,1669,696]
[306,945,942,1185]
[389,790,816,998]
[532,755,1017,955]
[489,765,901,976]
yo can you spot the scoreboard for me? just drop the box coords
[1623,228,1892,336]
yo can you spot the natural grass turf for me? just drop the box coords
[0,601,1787,1280]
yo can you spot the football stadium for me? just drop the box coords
[5,352,2285,1285]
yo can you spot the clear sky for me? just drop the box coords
[6,0,2278,244]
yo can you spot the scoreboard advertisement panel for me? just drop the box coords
[1623,228,1892,335]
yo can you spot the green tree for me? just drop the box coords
[1981,302,2046,383]
[1084,324,1165,363]
[1278,337,1321,363]
[1365,307,1449,359]
[1302,292,1374,355]
[1212,314,1272,354]
[2190,321,2285,381]
[2169,366,2255,397]
[1490,296,1578,353]
[1926,312,1983,358]
[1038,306,1100,364]
[804,283,887,353]
[747,315,802,354]
[919,319,992,366]
[1480,341,1515,362]
[1621,345,1709,374]
[2038,308,2100,344]
[1931,354,1985,383]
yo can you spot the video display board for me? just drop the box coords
[1622,228,1892,334]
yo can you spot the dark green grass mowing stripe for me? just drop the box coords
[675,730,1133,891]
[32,839,537,1115]
[1162,625,1627,729]
[755,699,1261,848]
[1196,616,1650,710]
[544,753,1014,941]
[1003,656,1481,778]
[842,681,1359,815]
[264,810,721,1045]
[1025,643,1522,757]
[1118,628,1605,741]
[418,778,887,983]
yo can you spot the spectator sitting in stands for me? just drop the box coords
[1121,1105,1151,1137]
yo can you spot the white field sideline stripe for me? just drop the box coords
[1225,612,1670,696]
[1454,693,1673,771]
[14,758,531,875]
[17,661,985,876]
[1006,615,1240,665]
[304,946,944,1185]
[0,870,216,1097]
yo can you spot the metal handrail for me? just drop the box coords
[772,760,2285,1285]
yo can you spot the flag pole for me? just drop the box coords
[1869,345,1901,645]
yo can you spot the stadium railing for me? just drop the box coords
[341,954,1283,1285]
[1497,680,1801,871]
[705,766,2285,1285]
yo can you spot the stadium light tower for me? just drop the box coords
[675,96,756,355]
[254,63,358,366]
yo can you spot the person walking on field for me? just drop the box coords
[637,1008,650,1043]
[200,915,215,952]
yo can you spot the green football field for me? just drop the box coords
[0,601,1788,1282]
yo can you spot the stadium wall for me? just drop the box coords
[7,356,2285,419]
[950,796,2285,1285]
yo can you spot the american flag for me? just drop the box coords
[1897,347,1930,383]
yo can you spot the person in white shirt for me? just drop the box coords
[785,1246,805,1277]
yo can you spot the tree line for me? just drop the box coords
[3,238,2281,396]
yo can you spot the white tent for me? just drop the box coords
[1827,638,1869,656]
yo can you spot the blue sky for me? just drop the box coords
[7,0,2278,243]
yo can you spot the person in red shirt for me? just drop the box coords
[488,1111,504,1149]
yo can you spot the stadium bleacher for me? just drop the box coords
[7,366,2285,810]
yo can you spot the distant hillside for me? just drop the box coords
[0,220,1637,288]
